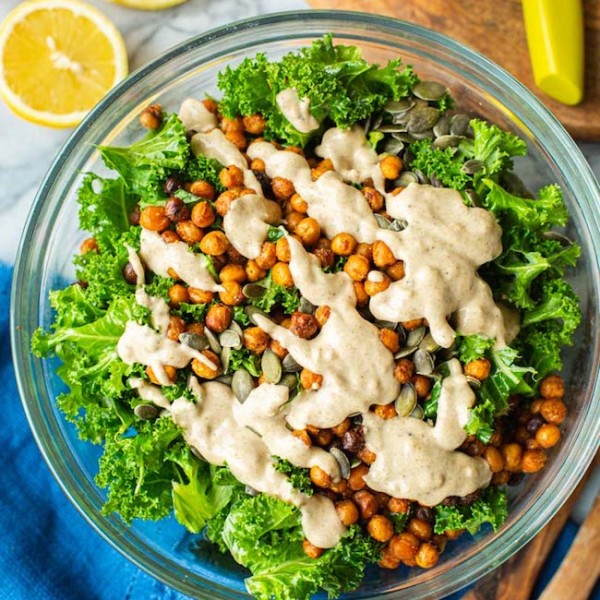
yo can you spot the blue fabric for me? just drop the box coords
[0,262,594,600]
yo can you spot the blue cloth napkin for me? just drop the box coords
[0,262,596,600]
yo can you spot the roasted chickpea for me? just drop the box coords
[202,97,218,113]
[315,305,331,328]
[372,240,397,268]
[368,515,394,542]
[146,365,177,385]
[540,399,567,424]
[354,490,378,519]
[296,217,321,246]
[379,547,402,570]
[363,186,384,211]
[219,165,244,189]
[310,465,331,488]
[242,326,270,354]
[250,157,265,172]
[272,262,294,288]
[408,518,433,541]
[300,369,323,390]
[353,282,369,307]
[352,246,371,268]
[502,443,523,472]
[331,232,357,256]
[540,374,564,399]
[271,177,295,200]
[275,237,291,262]
[219,281,244,305]
[293,429,312,446]
[139,103,162,129]
[380,155,403,180]
[492,470,511,485]
[205,304,232,333]
[331,418,351,437]
[314,247,335,269]
[401,319,423,331]
[225,129,247,150]
[215,189,239,216]
[302,539,324,559]
[245,259,267,282]
[379,328,400,353]
[464,358,492,381]
[289,313,318,339]
[191,201,215,228]
[389,532,420,565]
[484,446,505,473]
[176,220,204,244]
[226,245,246,266]
[348,464,369,491]
[415,543,439,569]
[168,284,190,306]
[535,423,561,448]
[220,116,243,133]
[412,374,432,398]
[374,403,397,420]
[191,350,222,380]
[290,193,308,213]
[188,288,214,304]
[394,358,415,384]
[242,113,266,135]
[312,429,334,446]
[269,339,288,359]
[188,179,215,200]
[311,158,334,179]
[140,206,170,232]
[388,497,410,514]
[344,254,370,281]
[167,316,186,342]
[521,449,547,473]
[255,241,277,270]
[165,197,190,222]
[386,260,406,281]
[286,211,304,233]
[80,237,98,254]
[199,231,229,256]
[364,273,391,296]
[161,230,181,244]
[219,264,247,284]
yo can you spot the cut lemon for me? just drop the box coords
[104,0,188,9]
[0,0,128,128]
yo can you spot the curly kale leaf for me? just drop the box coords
[273,457,313,496]
[250,273,300,314]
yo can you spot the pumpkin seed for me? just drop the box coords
[384,99,414,114]
[450,113,470,136]
[215,374,233,385]
[229,320,244,338]
[370,113,383,131]
[433,114,450,138]
[395,384,417,417]
[242,283,266,299]
[374,213,392,229]
[219,328,242,349]
[383,138,404,155]
[406,326,426,347]
[220,346,231,373]
[179,332,209,351]
[392,132,416,144]
[407,107,440,134]
[394,345,418,359]
[396,171,419,187]
[430,174,443,188]
[376,124,407,133]
[411,130,434,141]
[330,447,351,479]
[410,404,424,419]
[414,349,435,375]
[204,328,222,354]
[280,373,298,393]
[262,349,282,384]
[282,354,302,373]
[413,81,448,102]
[433,134,461,149]
[245,305,270,326]
[232,369,256,403]
[466,375,482,389]
[414,169,431,185]
[461,159,484,175]
[390,219,408,232]
[374,319,397,330]
[465,189,482,207]
[299,297,316,314]
[134,404,159,421]
[544,231,573,244]
[419,332,440,353]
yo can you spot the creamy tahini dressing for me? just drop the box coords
[140,229,223,292]
[364,359,491,505]
[254,237,399,429]
[275,88,320,134]
[134,378,346,548]
[135,288,171,335]
[178,98,218,133]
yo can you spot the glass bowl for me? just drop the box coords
[11,10,600,600]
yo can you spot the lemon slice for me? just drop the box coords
[105,0,188,9]
[0,0,128,128]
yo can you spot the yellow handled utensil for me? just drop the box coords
[522,0,585,106]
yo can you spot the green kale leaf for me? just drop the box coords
[273,457,313,496]
[250,274,300,314]
[456,334,495,364]
[226,348,261,377]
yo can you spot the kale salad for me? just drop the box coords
[33,36,581,600]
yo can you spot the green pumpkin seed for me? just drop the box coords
[221,346,231,373]
[374,214,392,229]
[280,373,298,393]
[411,130,434,141]
[179,332,209,351]
[461,159,483,175]
[466,375,482,389]
[433,134,461,149]
[543,231,573,244]
[376,124,407,133]
[407,107,440,134]
[419,332,441,353]
[282,354,302,373]
[414,169,430,184]
[450,113,470,136]
[232,369,256,403]
[229,320,244,338]
[413,81,448,102]
[219,328,242,349]
[215,374,232,385]
[330,447,351,478]
[262,349,282,384]
[392,132,416,144]
[299,297,315,314]
[374,319,397,330]
[245,305,270,326]
[383,138,404,155]
[395,384,417,417]
[410,404,424,420]
[242,283,267,299]
[384,99,414,114]
[134,404,159,421]
[394,345,418,359]
[389,219,407,232]
[414,349,434,375]
[204,328,222,354]
[465,189,482,207]
[396,171,419,187]
[406,326,426,347]
[433,114,450,138]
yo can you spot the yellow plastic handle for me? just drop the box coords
[522,0,585,106]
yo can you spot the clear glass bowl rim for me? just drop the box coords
[11,9,600,600]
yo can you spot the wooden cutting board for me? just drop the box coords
[307,0,600,141]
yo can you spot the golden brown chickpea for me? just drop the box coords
[379,547,402,570]
[402,318,424,331]
[245,259,267,282]
[191,201,215,228]
[302,539,324,559]
[484,446,505,473]
[80,237,98,254]
[464,358,492,381]
[312,429,334,446]
[146,365,177,385]
[354,490,378,519]
[188,288,214,304]
[140,206,170,232]
[412,375,433,398]
[356,242,373,263]
[367,515,394,542]
[372,240,397,268]
[300,368,323,390]
[540,399,567,424]
[176,220,204,244]
[220,116,243,133]
[311,159,334,180]
[271,177,295,200]
[242,113,266,135]
[214,189,239,216]
[290,312,318,339]
[161,230,181,244]
[380,155,403,180]
[374,403,398,420]
[167,316,186,342]
[525,438,541,451]
[165,198,188,224]
[394,358,415,384]
[168,283,190,306]
[540,374,564,399]
[219,281,244,306]
[408,518,433,541]
[379,328,400,353]
[363,186,385,211]
[250,157,265,172]
[535,423,561,448]
[315,305,331,328]
[348,464,369,491]
[219,264,247,284]
[310,465,332,489]
[285,211,304,233]
[271,262,294,288]
[205,304,232,333]
[353,282,369,307]
[295,218,321,246]
[386,260,406,281]
[530,399,544,414]
[202,97,218,113]
[492,470,511,485]
[502,443,523,472]
[314,247,335,270]
[189,180,216,200]
[275,237,291,262]
[331,418,351,437]
[521,449,548,473]
[269,339,288,359]
[186,323,205,336]
[358,446,377,465]
[139,104,162,129]
[191,350,222,380]
[344,254,370,282]
[292,429,312,446]
[255,241,277,270]
[219,165,244,189]
[242,326,270,354]
[389,532,420,564]
[225,129,247,150]
[364,273,391,296]
[199,231,229,256]
[388,497,410,514]
[331,232,358,256]
[290,193,308,213]
[415,543,439,569]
